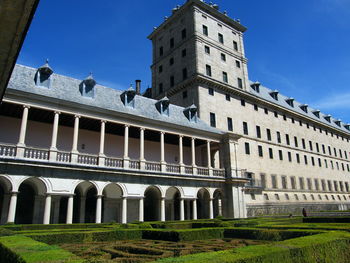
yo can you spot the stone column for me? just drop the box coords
[96,195,102,223]
[0,194,10,224]
[79,196,86,223]
[139,128,146,170]
[180,199,185,221]
[160,198,165,222]
[7,192,18,223]
[98,120,106,167]
[123,125,130,168]
[66,195,74,224]
[191,137,197,175]
[122,197,127,224]
[207,141,213,176]
[160,132,166,172]
[71,115,80,164]
[179,135,185,174]
[209,198,214,219]
[49,111,60,161]
[43,194,52,224]
[192,199,197,220]
[139,198,144,222]
[16,105,30,158]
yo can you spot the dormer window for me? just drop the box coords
[324,115,332,123]
[183,104,198,123]
[35,60,53,88]
[251,82,260,93]
[80,73,96,98]
[334,120,342,127]
[121,86,136,108]
[269,90,279,100]
[285,98,294,107]
[156,97,170,116]
[312,110,320,118]
[344,124,350,131]
[300,104,308,113]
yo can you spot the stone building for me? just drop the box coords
[0,0,349,224]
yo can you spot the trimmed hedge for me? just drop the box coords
[142,228,225,242]
[3,223,115,232]
[151,231,350,263]
[28,229,142,245]
[303,217,350,223]
[0,235,83,263]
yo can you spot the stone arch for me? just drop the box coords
[102,183,125,223]
[16,177,48,224]
[73,181,98,223]
[197,188,210,219]
[0,176,13,224]
[144,186,162,222]
[213,189,224,218]
[165,187,182,221]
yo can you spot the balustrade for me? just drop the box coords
[24,147,49,160]
[105,157,123,168]
[56,151,70,162]
[0,144,16,157]
[145,161,161,172]
[213,168,225,177]
[77,154,98,165]
[184,166,193,174]
[129,160,140,170]
[197,167,209,176]
[166,164,180,173]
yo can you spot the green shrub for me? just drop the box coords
[3,223,114,232]
[0,228,14,237]
[303,217,350,223]
[138,222,153,229]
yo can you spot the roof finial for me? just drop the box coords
[46,58,49,64]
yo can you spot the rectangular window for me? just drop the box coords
[256,126,261,138]
[279,150,283,161]
[302,139,306,149]
[206,65,212,77]
[158,65,163,73]
[282,176,287,189]
[205,45,210,54]
[159,46,163,56]
[210,112,216,127]
[182,48,187,57]
[254,104,258,111]
[245,142,250,155]
[170,37,174,48]
[267,129,272,141]
[274,111,278,118]
[225,94,230,101]
[227,117,233,131]
[291,177,296,189]
[222,72,228,83]
[181,28,187,39]
[182,68,188,80]
[169,57,174,65]
[170,76,174,87]
[269,148,273,159]
[307,178,312,190]
[243,122,249,135]
[264,108,268,114]
[271,175,277,189]
[236,60,241,68]
[208,87,214,96]
[241,99,245,106]
[221,53,226,61]
[311,156,315,166]
[233,40,238,51]
[296,153,300,163]
[218,33,224,44]
[261,174,266,188]
[276,131,281,143]
[158,83,163,94]
[304,155,308,165]
[182,90,187,99]
[286,134,290,145]
[258,145,263,157]
[288,152,292,162]
[299,177,305,190]
[203,25,208,36]
[294,136,298,147]
[237,78,243,89]
[309,141,313,151]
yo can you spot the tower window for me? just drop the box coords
[182,28,187,39]
[182,90,187,99]
[158,65,163,73]
[182,48,187,57]
[233,40,238,51]
[243,121,248,135]
[169,57,174,65]
[236,60,241,68]
[225,94,230,101]
[218,33,224,44]
[222,72,228,83]
[208,87,214,96]
[158,83,163,94]
[170,76,174,87]
[269,148,273,159]
[206,65,212,77]
[205,45,210,54]
[210,112,216,127]
[159,46,163,56]
[170,37,174,48]
[227,117,233,131]
[258,145,263,157]
[221,53,226,61]
[182,68,188,80]
[237,78,243,89]
[245,142,250,155]
[202,25,208,36]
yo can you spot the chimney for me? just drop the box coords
[135,80,141,95]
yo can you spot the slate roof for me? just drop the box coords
[7,64,222,135]
[248,81,350,135]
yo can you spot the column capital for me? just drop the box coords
[124,124,130,128]
[179,134,184,138]
[23,104,30,109]
[207,140,212,144]
[96,194,104,198]
[54,111,61,115]
[74,114,81,119]
[160,131,165,135]
[10,191,19,195]
[100,119,107,124]
[139,127,146,131]
[191,137,196,141]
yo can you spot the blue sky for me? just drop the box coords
[18,0,350,122]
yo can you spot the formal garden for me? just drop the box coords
[1,215,350,263]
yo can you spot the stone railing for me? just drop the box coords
[0,144,16,158]
[129,160,140,170]
[166,164,180,173]
[24,147,49,160]
[57,151,70,163]
[145,161,161,172]
[77,154,98,165]
[0,144,226,179]
[105,157,123,168]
